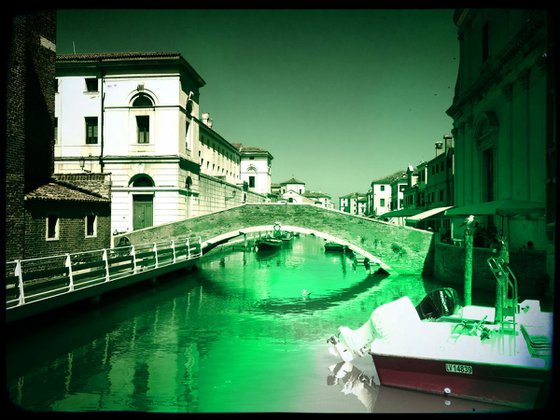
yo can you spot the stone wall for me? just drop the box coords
[434,241,549,298]
[197,174,269,216]
[119,204,434,275]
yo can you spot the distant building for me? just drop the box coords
[339,192,367,216]
[303,191,334,209]
[234,144,273,196]
[401,136,455,233]
[367,171,405,217]
[425,135,454,209]
[279,177,305,195]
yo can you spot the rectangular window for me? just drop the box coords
[136,116,150,144]
[380,198,385,207]
[85,117,98,144]
[439,189,444,201]
[46,215,59,240]
[249,176,255,188]
[380,185,385,191]
[85,215,97,237]
[85,78,98,92]
[86,77,97,92]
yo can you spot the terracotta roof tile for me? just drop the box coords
[25,174,111,203]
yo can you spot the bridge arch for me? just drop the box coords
[201,224,392,273]
[118,204,434,275]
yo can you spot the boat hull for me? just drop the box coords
[371,353,549,408]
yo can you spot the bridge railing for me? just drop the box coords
[6,235,203,310]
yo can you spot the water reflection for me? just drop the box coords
[326,361,511,413]
[6,234,513,413]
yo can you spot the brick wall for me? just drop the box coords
[5,10,56,261]
[23,201,111,259]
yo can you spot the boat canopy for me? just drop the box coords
[444,199,545,218]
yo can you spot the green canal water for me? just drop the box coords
[6,234,512,413]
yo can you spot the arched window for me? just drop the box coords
[132,93,154,108]
[129,174,155,187]
[185,176,192,190]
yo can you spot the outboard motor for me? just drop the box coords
[415,287,460,320]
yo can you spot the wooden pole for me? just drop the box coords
[463,217,474,306]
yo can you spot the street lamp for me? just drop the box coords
[79,157,91,173]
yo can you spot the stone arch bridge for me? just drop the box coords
[117,204,435,275]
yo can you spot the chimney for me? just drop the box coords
[443,134,453,151]
[202,112,213,128]
[435,141,444,156]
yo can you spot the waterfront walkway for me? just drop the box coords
[5,236,203,323]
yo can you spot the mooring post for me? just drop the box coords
[495,237,510,323]
[463,216,474,306]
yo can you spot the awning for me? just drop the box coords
[444,199,545,217]
[380,208,424,218]
[405,206,454,224]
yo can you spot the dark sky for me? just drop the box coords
[57,9,459,202]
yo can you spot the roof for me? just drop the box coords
[57,51,181,61]
[280,177,305,185]
[25,173,111,203]
[372,171,407,185]
[231,143,273,159]
[340,192,366,199]
[57,51,206,87]
[303,191,331,199]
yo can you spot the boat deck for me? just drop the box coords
[370,302,553,370]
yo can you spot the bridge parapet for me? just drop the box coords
[118,204,435,275]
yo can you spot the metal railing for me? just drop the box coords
[6,236,202,310]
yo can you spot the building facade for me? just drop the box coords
[5,11,113,260]
[446,9,554,286]
[24,173,112,257]
[446,10,552,248]
[339,192,367,216]
[54,52,270,235]
[6,11,57,261]
[367,171,405,217]
[235,145,273,196]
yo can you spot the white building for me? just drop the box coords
[339,192,367,215]
[234,144,273,195]
[368,171,406,217]
[279,177,305,195]
[54,52,270,234]
[303,191,335,209]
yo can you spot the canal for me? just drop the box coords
[6,234,514,413]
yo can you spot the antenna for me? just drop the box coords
[73,41,76,54]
